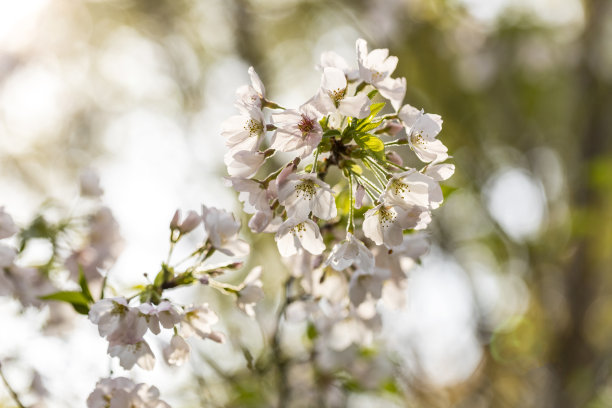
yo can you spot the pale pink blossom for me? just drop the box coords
[0,207,18,239]
[356,39,406,110]
[271,101,323,158]
[162,335,190,367]
[278,173,337,220]
[275,218,326,257]
[201,206,249,257]
[398,104,448,163]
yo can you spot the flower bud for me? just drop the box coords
[170,209,181,230]
[386,151,403,167]
[354,183,366,209]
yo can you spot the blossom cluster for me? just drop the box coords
[87,377,170,408]
[85,204,262,406]
[223,39,454,349]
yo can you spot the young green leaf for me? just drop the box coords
[354,133,386,162]
[40,291,91,315]
[78,266,94,303]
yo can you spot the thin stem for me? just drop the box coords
[384,140,407,146]
[0,362,26,408]
[347,174,355,234]
[354,173,382,195]
[166,241,176,265]
[354,174,380,203]
[311,148,320,174]
[209,279,241,294]
[386,160,410,172]
[364,158,387,188]
[271,277,294,408]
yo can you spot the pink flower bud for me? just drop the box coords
[179,210,201,234]
[354,183,366,209]
[170,210,181,230]
[386,151,403,167]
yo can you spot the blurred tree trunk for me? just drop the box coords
[552,0,612,406]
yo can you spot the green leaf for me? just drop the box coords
[354,133,386,162]
[40,291,91,315]
[367,89,379,99]
[359,120,383,133]
[355,102,385,130]
[322,129,341,138]
[78,266,94,303]
[368,102,386,118]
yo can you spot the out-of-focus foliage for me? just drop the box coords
[1,0,612,407]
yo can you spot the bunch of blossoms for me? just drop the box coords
[0,171,121,320]
[84,206,263,407]
[223,39,454,349]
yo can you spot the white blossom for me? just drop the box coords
[383,169,443,209]
[235,66,266,112]
[275,218,326,257]
[201,205,249,257]
[237,266,264,317]
[0,244,16,268]
[108,340,155,370]
[87,377,170,408]
[89,297,148,343]
[221,105,265,154]
[225,178,270,214]
[425,162,455,181]
[325,233,374,272]
[317,51,359,80]
[316,67,370,119]
[278,173,337,220]
[179,304,224,343]
[356,38,406,110]
[398,104,448,163]
[0,207,18,239]
[138,301,181,335]
[224,149,267,178]
[270,101,323,158]
[163,335,190,367]
[79,169,104,197]
[363,202,431,248]
[348,267,388,307]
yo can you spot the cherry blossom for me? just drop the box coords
[201,205,249,257]
[87,377,170,408]
[163,335,190,367]
[271,101,323,158]
[325,233,374,272]
[275,218,326,257]
[0,207,18,239]
[356,38,406,110]
[398,103,448,163]
[235,66,266,112]
[278,173,337,220]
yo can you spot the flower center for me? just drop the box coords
[291,222,307,238]
[378,206,397,228]
[329,88,346,103]
[298,115,315,136]
[410,131,425,146]
[244,119,263,136]
[389,178,410,198]
[371,70,384,82]
[295,180,317,200]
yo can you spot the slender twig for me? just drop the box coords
[311,148,320,174]
[347,175,355,234]
[271,277,294,408]
[0,362,27,408]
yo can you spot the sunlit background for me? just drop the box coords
[1,0,612,407]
